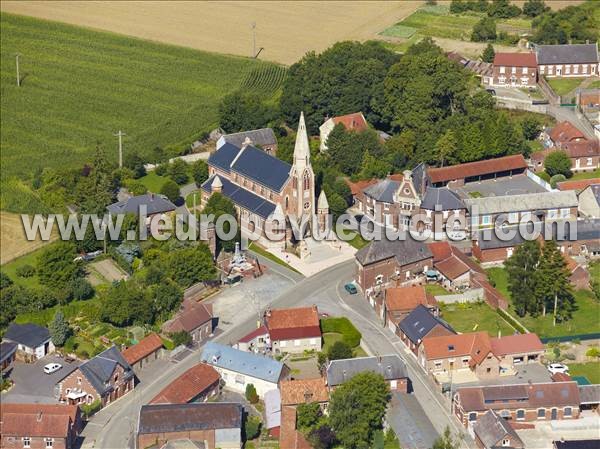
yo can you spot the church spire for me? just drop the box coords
[293,111,310,169]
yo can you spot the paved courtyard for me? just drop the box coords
[458,174,548,198]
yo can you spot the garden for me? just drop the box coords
[321,316,366,358]
[439,301,516,337]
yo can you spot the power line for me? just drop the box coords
[114,130,126,168]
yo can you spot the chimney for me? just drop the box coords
[242,136,252,148]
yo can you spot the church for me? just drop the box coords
[201,112,328,247]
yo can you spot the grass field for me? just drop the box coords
[440,302,516,337]
[546,77,588,96]
[568,362,600,384]
[0,212,57,264]
[0,13,281,184]
[138,172,169,194]
[571,168,600,181]
[1,241,48,289]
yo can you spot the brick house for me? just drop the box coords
[3,323,54,362]
[454,381,581,426]
[137,403,243,449]
[265,306,322,354]
[280,378,329,408]
[382,285,438,331]
[355,237,433,294]
[418,187,467,240]
[531,142,600,174]
[397,305,455,354]
[490,333,545,369]
[120,332,163,373]
[56,346,134,408]
[326,355,409,393]
[150,363,221,404]
[217,128,278,156]
[536,43,599,78]
[162,300,214,344]
[0,403,82,449]
[488,52,537,87]
[319,112,368,152]
[472,410,524,449]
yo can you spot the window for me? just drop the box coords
[540,65,545,73]
[574,65,579,74]
[462,357,469,367]
[45,439,54,448]
[523,67,528,74]
[482,215,491,226]
[502,439,510,447]
[565,65,571,74]
[537,408,546,419]
[587,157,593,166]
[434,361,442,369]
[77,377,82,385]
[560,208,570,219]
[511,67,516,74]
[468,412,477,422]
[280,340,287,347]
[294,339,300,347]
[500,66,506,74]
[303,171,310,190]
[516,409,525,420]
[583,64,588,73]
[564,407,572,417]
[548,209,558,219]
[23,438,31,448]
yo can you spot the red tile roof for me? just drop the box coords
[150,363,220,404]
[559,139,600,158]
[279,406,312,449]
[385,285,436,312]
[280,378,329,405]
[346,178,378,196]
[121,333,163,365]
[435,255,470,281]
[549,121,586,144]
[162,300,213,334]
[332,112,368,132]
[427,155,527,184]
[493,52,537,67]
[266,306,321,341]
[551,372,572,382]
[0,403,79,438]
[422,332,494,366]
[238,325,269,343]
[428,241,453,263]
[490,333,544,356]
[557,178,600,191]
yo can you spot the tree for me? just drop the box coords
[168,159,189,185]
[531,2,597,45]
[471,17,497,42]
[549,174,567,189]
[544,151,572,177]
[100,281,153,326]
[244,415,262,441]
[505,241,541,316]
[536,240,575,325]
[384,130,416,170]
[0,272,13,289]
[432,427,461,449]
[434,130,458,167]
[202,192,239,252]
[124,151,147,178]
[307,425,336,449]
[358,151,391,180]
[75,144,115,214]
[71,277,94,301]
[296,402,322,430]
[487,0,521,18]
[37,242,82,293]
[523,0,548,17]
[150,280,182,321]
[49,310,70,346]
[245,384,259,404]
[327,340,353,361]
[219,92,276,134]
[160,179,180,202]
[328,371,390,449]
[521,116,542,140]
[192,159,209,186]
[170,330,192,347]
[481,43,495,63]
[167,245,216,288]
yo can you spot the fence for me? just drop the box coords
[435,288,484,304]
[527,169,553,191]
[540,333,600,344]
[537,76,559,104]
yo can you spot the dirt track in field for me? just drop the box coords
[0,1,421,65]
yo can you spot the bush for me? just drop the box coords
[244,415,262,441]
[327,341,354,361]
[545,151,572,177]
[586,347,600,358]
[170,331,191,347]
[16,264,36,278]
[71,277,94,301]
[160,179,180,202]
[245,384,259,404]
[550,174,567,188]
[155,163,168,176]
[168,159,189,185]
[471,17,497,42]
[81,399,102,418]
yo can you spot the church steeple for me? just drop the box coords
[293,111,311,169]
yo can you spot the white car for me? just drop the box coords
[43,363,62,374]
[547,363,569,375]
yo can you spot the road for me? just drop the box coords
[89,256,471,449]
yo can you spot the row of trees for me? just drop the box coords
[531,1,598,45]
[505,240,575,325]
[450,0,544,18]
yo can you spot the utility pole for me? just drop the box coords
[15,53,21,87]
[114,130,126,168]
[251,22,256,58]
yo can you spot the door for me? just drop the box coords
[556,67,562,76]
[551,408,558,420]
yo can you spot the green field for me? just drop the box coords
[569,362,600,384]
[138,172,169,193]
[546,77,588,96]
[571,168,600,181]
[1,13,283,190]
[440,302,516,337]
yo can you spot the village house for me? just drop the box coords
[345,178,378,209]
[3,323,54,362]
[200,342,288,398]
[578,384,600,414]
[454,381,581,426]
[0,341,17,375]
[319,112,368,152]
[217,127,278,156]
[235,325,270,353]
[418,187,467,240]
[150,363,221,404]
[265,306,322,354]
[56,346,134,408]
[382,285,438,332]
[107,192,176,222]
[488,52,537,87]
[397,304,455,354]
[120,332,163,373]
[161,300,214,345]
[545,121,588,147]
[557,178,600,192]
[355,237,433,294]
[490,333,545,369]
[536,43,599,78]
[326,355,410,392]
[137,402,243,449]
[532,142,600,174]
[472,410,525,449]
[202,112,322,247]
[429,242,481,290]
[578,184,600,218]
[0,403,82,449]
[280,378,329,409]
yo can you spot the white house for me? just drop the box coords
[3,323,54,361]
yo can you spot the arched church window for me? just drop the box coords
[303,171,310,190]
[285,196,289,210]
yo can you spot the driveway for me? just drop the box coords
[388,392,439,449]
[2,354,80,404]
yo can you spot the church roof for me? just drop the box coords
[318,190,329,209]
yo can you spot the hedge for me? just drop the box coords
[320,317,362,348]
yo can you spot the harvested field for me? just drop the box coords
[0,211,56,265]
[0,1,421,65]
[88,259,128,283]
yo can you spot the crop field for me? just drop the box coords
[0,212,57,265]
[0,13,280,183]
[241,65,287,98]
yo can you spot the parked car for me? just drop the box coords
[547,363,569,375]
[43,363,62,374]
[344,283,358,294]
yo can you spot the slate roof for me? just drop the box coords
[355,237,432,267]
[221,128,277,148]
[326,355,408,387]
[411,162,429,196]
[578,384,600,405]
[138,403,242,434]
[473,410,524,449]
[201,342,285,384]
[207,142,241,173]
[398,304,455,345]
[0,403,79,438]
[75,346,134,395]
[363,179,401,203]
[107,193,176,216]
[421,187,465,211]
[0,341,17,364]
[464,190,578,215]
[201,175,276,219]
[4,323,50,348]
[537,43,599,65]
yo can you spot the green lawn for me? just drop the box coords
[185,191,202,209]
[570,168,600,181]
[138,172,169,193]
[1,13,281,208]
[322,316,365,358]
[424,284,451,296]
[1,242,56,289]
[440,302,516,337]
[248,243,301,275]
[546,77,588,96]
[568,362,600,385]
[589,80,600,89]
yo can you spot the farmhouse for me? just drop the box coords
[536,43,599,78]
[488,52,537,87]
[472,410,524,449]
[217,128,278,155]
[3,323,54,362]
[0,403,82,449]
[532,142,600,174]
[397,304,455,354]
[454,381,581,426]
[265,306,322,354]
[150,363,221,404]
[137,403,243,449]
[107,193,176,220]
[57,346,135,408]
[120,332,163,372]
[200,342,288,397]
[319,112,368,152]
[490,333,545,368]
[326,355,409,393]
